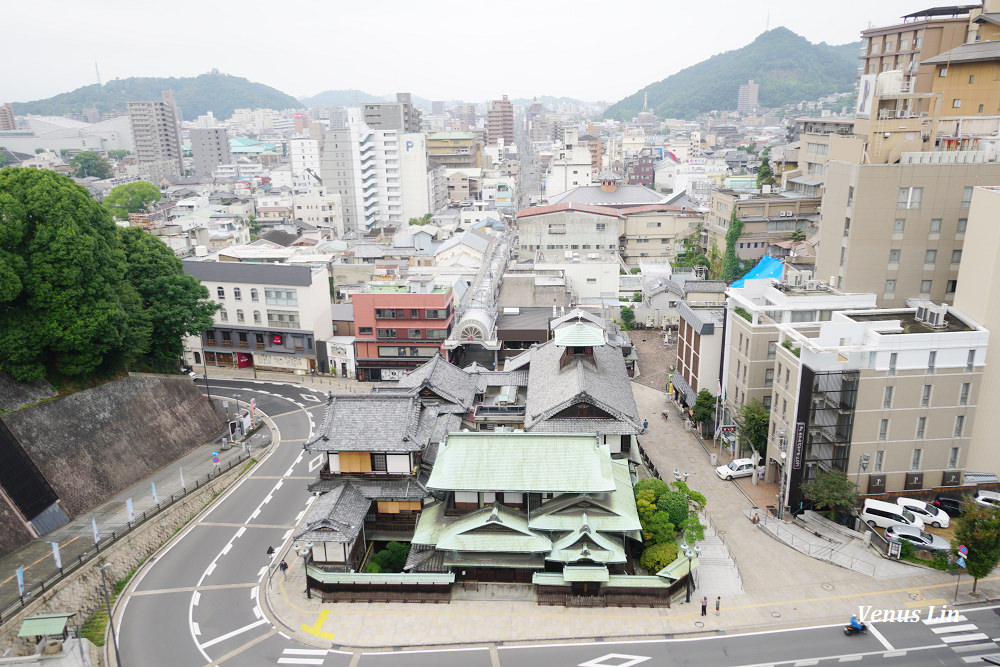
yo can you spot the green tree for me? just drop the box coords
[246,215,261,240]
[791,228,806,242]
[722,208,747,284]
[619,305,635,330]
[108,150,129,161]
[657,491,689,526]
[756,156,775,188]
[0,168,146,380]
[69,151,112,179]
[370,541,410,573]
[0,151,9,168]
[640,541,679,573]
[634,478,670,500]
[691,389,717,425]
[118,227,218,370]
[643,511,676,544]
[734,399,770,459]
[102,181,161,220]
[409,213,433,226]
[635,488,658,524]
[673,227,709,270]
[800,470,858,520]
[632,291,642,302]
[953,504,1000,593]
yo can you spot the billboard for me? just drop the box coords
[856,75,876,119]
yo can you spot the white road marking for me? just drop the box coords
[933,624,978,634]
[282,529,292,541]
[579,654,651,667]
[309,454,324,472]
[301,393,321,402]
[221,544,232,555]
[257,566,267,578]
[205,562,216,577]
[838,657,862,662]
[235,527,246,538]
[278,632,290,640]
[882,651,907,658]
[283,649,328,655]
[192,591,200,606]
[275,480,283,490]
[198,618,267,649]
[924,614,968,625]
[941,633,990,644]
[793,661,818,666]
[952,642,1000,653]
[295,511,305,522]
[253,605,262,619]
[295,452,305,465]
[867,623,894,651]
[250,588,258,600]
[264,494,273,504]
[284,467,295,477]
[251,508,260,520]
[192,622,200,636]
[277,659,323,666]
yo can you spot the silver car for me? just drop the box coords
[885,525,951,552]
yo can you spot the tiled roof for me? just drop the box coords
[392,355,478,409]
[516,203,623,219]
[305,395,423,453]
[294,483,371,543]
[545,184,668,207]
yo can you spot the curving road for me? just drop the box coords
[115,378,1000,666]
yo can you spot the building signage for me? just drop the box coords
[792,422,806,470]
[941,470,961,487]
[271,334,283,346]
[856,74,877,119]
[904,472,924,490]
[867,474,886,494]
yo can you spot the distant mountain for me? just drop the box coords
[11,72,301,121]
[298,89,385,107]
[512,95,589,107]
[604,28,861,121]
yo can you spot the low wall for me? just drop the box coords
[0,456,247,656]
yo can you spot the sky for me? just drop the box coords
[5,0,925,105]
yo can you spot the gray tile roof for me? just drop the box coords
[307,476,430,500]
[547,184,668,207]
[924,40,1000,65]
[392,355,478,409]
[523,341,642,433]
[305,395,424,452]
[294,483,371,543]
[182,259,315,286]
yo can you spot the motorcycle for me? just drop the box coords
[843,622,867,636]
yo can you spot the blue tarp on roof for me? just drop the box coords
[730,256,783,288]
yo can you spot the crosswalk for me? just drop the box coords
[923,613,1000,664]
[277,647,329,665]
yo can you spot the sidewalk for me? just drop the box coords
[0,403,266,621]
[258,380,1000,649]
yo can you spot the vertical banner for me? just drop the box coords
[126,498,134,522]
[92,518,101,543]
[16,566,25,597]
[151,482,158,505]
[51,542,62,570]
[180,467,185,489]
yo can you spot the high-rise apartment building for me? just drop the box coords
[426,132,482,169]
[363,93,421,133]
[190,128,231,177]
[487,95,515,146]
[0,103,15,131]
[289,137,321,178]
[454,104,477,131]
[127,90,184,180]
[737,80,759,114]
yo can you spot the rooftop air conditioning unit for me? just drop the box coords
[805,280,820,290]
[915,301,948,328]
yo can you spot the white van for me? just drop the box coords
[860,499,925,530]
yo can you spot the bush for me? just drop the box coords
[657,491,689,526]
[370,541,410,572]
[635,488,658,523]
[640,542,680,573]
[643,511,676,544]
[634,478,669,500]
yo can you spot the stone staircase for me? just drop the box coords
[693,517,744,596]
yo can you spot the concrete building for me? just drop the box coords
[737,80,759,114]
[516,203,623,255]
[765,305,988,514]
[453,103,477,130]
[0,115,133,155]
[182,259,334,374]
[290,137,321,177]
[534,250,621,304]
[363,93,422,132]
[427,132,482,169]
[543,128,595,199]
[399,132,432,221]
[623,147,658,188]
[352,278,456,381]
[707,190,821,261]
[293,187,343,239]
[487,95,515,146]
[954,186,1000,477]
[128,90,184,180]
[618,205,704,265]
[781,118,855,197]
[190,128,231,177]
[673,281,729,408]
[0,103,16,131]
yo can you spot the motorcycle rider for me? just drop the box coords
[849,615,864,631]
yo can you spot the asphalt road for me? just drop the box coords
[114,378,1000,666]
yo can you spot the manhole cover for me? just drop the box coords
[771,611,782,618]
[694,621,704,628]
[822,583,834,591]
[717,530,726,536]
[908,593,923,601]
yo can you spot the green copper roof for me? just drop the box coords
[306,566,453,585]
[533,573,672,589]
[548,514,626,564]
[528,459,641,533]
[553,322,607,348]
[427,432,614,493]
[563,565,610,582]
[18,613,75,637]
[436,504,550,553]
[656,554,699,581]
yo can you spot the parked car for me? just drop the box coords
[896,497,950,528]
[716,458,755,480]
[973,490,1000,509]
[860,498,924,530]
[932,495,967,518]
[885,525,951,552]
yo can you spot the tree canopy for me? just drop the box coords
[103,181,161,220]
[0,168,216,381]
[734,399,770,458]
[953,503,1000,593]
[69,151,112,179]
[800,470,858,519]
[691,389,717,424]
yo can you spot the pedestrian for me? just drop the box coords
[715,596,721,616]
[701,596,708,616]
[279,559,288,579]
[642,419,648,433]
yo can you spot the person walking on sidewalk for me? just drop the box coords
[701,596,708,616]
[279,559,288,579]
[715,596,721,616]
[642,419,648,434]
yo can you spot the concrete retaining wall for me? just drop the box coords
[2,375,222,517]
[0,457,247,656]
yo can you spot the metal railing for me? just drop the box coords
[0,446,261,625]
[701,511,744,592]
[755,511,879,576]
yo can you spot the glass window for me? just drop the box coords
[236,309,245,323]
[251,288,259,302]
[265,289,298,306]
[924,249,937,263]
[929,219,941,233]
[922,384,932,406]
[370,453,387,472]
[966,349,975,372]
[889,249,901,263]
[266,311,300,329]
[359,327,373,336]
[217,286,225,299]
[957,218,968,232]
[916,417,926,439]
[764,369,774,387]
[954,415,965,437]
[893,219,905,232]
[928,351,936,374]
[847,186,854,207]
[874,450,884,472]
[960,383,970,406]
[939,67,948,77]
[408,329,422,339]
[920,280,932,294]
[883,386,893,408]
[947,279,958,294]
[885,279,896,293]
[952,249,962,264]
[911,449,922,471]
[782,399,787,420]
[889,352,897,375]
[376,328,396,339]
[762,395,771,409]
[233,287,242,301]
[879,419,889,441]
[767,341,777,359]
[952,99,962,109]
[948,447,959,469]
[961,186,973,209]
[253,311,261,324]
[220,308,228,322]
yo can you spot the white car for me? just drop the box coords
[974,490,1000,509]
[716,458,755,480]
[896,497,950,528]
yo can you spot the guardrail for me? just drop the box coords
[0,445,262,625]
[756,511,879,576]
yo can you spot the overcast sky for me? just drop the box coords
[6,0,923,104]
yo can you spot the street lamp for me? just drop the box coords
[855,453,871,492]
[233,393,243,439]
[201,350,212,403]
[292,542,313,600]
[681,543,701,603]
[99,563,123,667]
